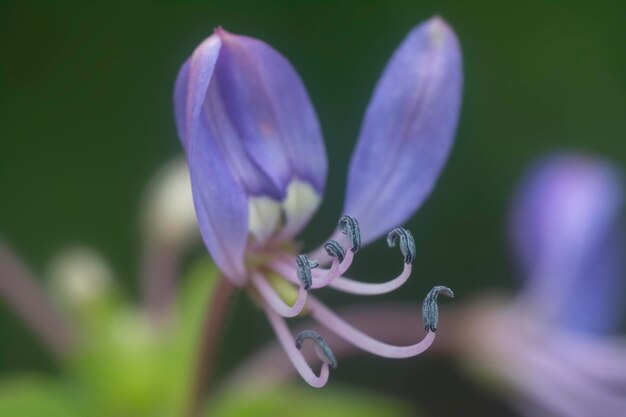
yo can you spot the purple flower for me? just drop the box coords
[174,17,462,387]
[462,153,626,417]
[510,153,625,334]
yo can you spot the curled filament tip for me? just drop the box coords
[422,285,454,332]
[338,215,361,253]
[295,330,338,369]
[387,227,416,264]
[324,240,346,263]
[296,254,318,291]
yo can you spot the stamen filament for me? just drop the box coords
[251,272,307,318]
[269,250,355,290]
[263,302,330,388]
[307,296,435,358]
[310,249,354,288]
[303,226,415,293]
[313,262,412,295]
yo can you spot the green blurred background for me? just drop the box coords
[1,1,625,416]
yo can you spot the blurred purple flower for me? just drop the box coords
[510,153,625,334]
[464,153,626,417]
[174,17,462,387]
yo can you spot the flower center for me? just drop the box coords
[247,179,321,246]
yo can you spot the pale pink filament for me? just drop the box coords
[266,252,352,289]
[314,262,412,295]
[308,230,343,265]
[251,271,307,318]
[270,248,410,295]
[308,295,435,358]
[310,249,355,288]
[263,302,330,388]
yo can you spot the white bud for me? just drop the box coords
[48,246,113,306]
[141,156,199,248]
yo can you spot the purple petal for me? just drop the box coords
[179,28,326,199]
[343,17,463,244]
[189,136,249,283]
[174,58,190,145]
[510,153,625,334]
[175,34,248,281]
[211,29,327,196]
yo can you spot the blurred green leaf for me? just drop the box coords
[57,255,219,417]
[0,376,84,417]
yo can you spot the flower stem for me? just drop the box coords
[188,275,237,417]
[0,241,74,358]
[141,242,180,324]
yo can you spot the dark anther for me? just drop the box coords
[295,330,338,369]
[422,286,454,332]
[296,254,318,291]
[324,240,346,263]
[338,215,361,253]
[387,228,416,264]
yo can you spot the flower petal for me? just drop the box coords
[188,134,249,283]
[510,153,625,334]
[173,58,190,145]
[175,34,248,282]
[343,17,463,244]
[211,29,327,197]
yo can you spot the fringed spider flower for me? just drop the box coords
[174,16,462,387]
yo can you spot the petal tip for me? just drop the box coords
[193,32,222,57]
[425,15,455,46]
[214,26,233,40]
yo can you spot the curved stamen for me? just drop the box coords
[251,272,307,318]
[313,228,417,294]
[387,228,416,264]
[310,228,417,295]
[310,249,355,289]
[295,330,338,369]
[318,263,412,295]
[296,254,318,291]
[263,302,330,388]
[422,286,454,332]
[324,240,345,263]
[338,215,361,253]
[269,250,355,290]
[307,295,436,358]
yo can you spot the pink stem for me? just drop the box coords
[251,271,307,318]
[308,296,435,358]
[0,241,73,358]
[141,241,179,323]
[316,263,412,295]
[263,301,330,388]
[188,276,236,417]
